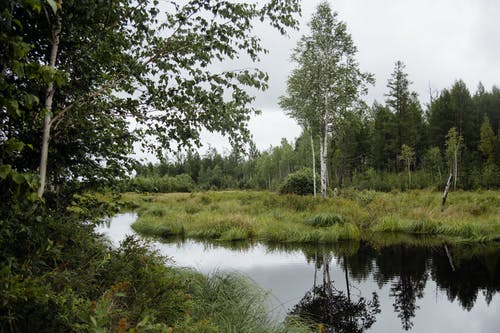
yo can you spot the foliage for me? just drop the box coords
[279,167,315,195]
[0,0,301,196]
[124,174,195,193]
[386,61,424,164]
[0,191,308,332]
[280,1,373,197]
[399,144,415,189]
[479,114,496,163]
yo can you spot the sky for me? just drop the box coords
[140,0,500,160]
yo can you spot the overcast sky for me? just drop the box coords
[142,0,500,160]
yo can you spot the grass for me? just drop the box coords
[123,189,500,244]
[188,271,310,333]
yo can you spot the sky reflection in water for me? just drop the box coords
[97,213,500,333]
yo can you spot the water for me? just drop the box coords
[97,213,500,333]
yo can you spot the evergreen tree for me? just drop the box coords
[385,61,423,169]
[479,115,496,164]
[371,103,397,171]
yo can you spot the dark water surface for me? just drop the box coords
[97,213,500,333]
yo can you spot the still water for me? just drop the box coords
[97,213,500,333]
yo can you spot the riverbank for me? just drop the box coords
[125,190,500,243]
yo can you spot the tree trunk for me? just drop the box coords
[453,149,458,191]
[444,244,456,271]
[441,173,453,211]
[320,129,328,198]
[38,14,62,198]
[310,130,317,197]
[407,159,411,190]
[343,255,351,302]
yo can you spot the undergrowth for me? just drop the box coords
[0,191,309,332]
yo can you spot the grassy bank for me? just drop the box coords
[125,190,500,243]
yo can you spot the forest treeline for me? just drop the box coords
[130,77,500,193]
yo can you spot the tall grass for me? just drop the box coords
[188,271,310,333]
[125,189,500,244]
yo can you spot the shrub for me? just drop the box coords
[279,168,315,195]
[126,173,195,193]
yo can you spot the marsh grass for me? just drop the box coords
[125,190,500,243]
[187,271,310,333]
[304,213,344,227]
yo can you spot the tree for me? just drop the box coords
[445,127,463,190]
[423,147,443,183]
[280,1,373,198]
[479,115,496,164]
[428,81,479,152]
[280,59,320,196]
[399,144,415,190]
[1,0,301,197]
[371,103,397,171]
[385,61,423,169]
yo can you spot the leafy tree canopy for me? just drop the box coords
[0,0,301,191]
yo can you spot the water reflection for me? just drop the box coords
[290,251,380,333]
[98,215,500,332]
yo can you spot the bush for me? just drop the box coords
[279,168,315,195]
[125,173,195,193]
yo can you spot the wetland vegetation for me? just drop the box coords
[128,190,500,243]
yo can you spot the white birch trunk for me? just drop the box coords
[407,159,411,189]
[38,14,62,198]
[310,130,317,197]
[453,149,458,191]
[320,122,328,198]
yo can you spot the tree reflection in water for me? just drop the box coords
[290,252,381,333]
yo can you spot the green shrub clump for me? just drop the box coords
[126,173,195,193]
[304,213,345,227]
[279,168,315,195]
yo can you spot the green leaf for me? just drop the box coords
[5,139,25,155]
[23,94,40,109]
[6,100,19,116]
[0,165,12,179]
[12,173,26,184]
[23,0,42,13]
[46,0,58,14]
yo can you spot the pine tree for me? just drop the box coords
[385,61,423,170]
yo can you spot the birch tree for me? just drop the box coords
[280,65,319,196]
[445,127,463,191]
[0,0,301,197]
[280,1,373,198]
[399,144,415,190]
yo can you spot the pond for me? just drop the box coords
[97,213,500,333]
